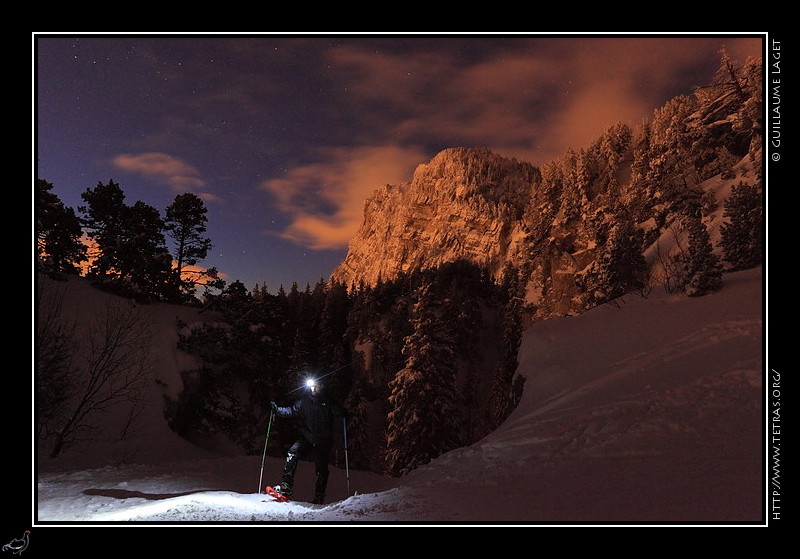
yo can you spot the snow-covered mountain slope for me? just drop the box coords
[34,267,763,525]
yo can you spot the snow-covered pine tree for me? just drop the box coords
[319,279,352,382]
[591,122,632,197]
[683,210,723,297]
[384,279,462,476]
[687,48,761,181]
[720,181,763,271]
[644,95,701,211]
[485,263,525,432]
[582,217,647,306]
[557,148,591,223]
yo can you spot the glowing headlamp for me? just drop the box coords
[305,378,318,389]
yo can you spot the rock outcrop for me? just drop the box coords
[332,147,537,288]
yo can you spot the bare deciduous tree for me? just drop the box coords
[652,223,688,294]
[38,286,154,459]
[36,282,78,441]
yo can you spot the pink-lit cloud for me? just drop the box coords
[112,152,219,202]
[260,145,426,250]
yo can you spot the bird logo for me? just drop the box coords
[2,531,29,555]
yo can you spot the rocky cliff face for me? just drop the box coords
[331,147,538,288]
[330,145,617,322]
[331,57,763,323]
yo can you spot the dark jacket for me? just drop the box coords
[274,390,342,446]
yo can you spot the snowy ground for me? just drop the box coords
[29,267,763,538]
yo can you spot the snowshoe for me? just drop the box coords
[265,485,291,502]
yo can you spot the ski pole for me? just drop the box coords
[343,416,350,496]
[258,408,275,494]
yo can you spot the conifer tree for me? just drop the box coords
[593,122,632,196]
[165,193,219,302]
[79,180,175,301]
[720,182,763,270]
[627,119,655,216]
[558,148,591,223]
[120,200,177,300]
[36,178,87,277]
[485,264,525,432]
[645,95,702,213]
[319,280,351,381]
[582,217,647,305]
[79,180,128,280]
[683,211,723,297]
[384,279,461,476]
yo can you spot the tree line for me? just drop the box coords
[168,259,525,476]
[522,50,763,315]
[37,178,223,304]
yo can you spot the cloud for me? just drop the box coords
[528,37,764,162]
[111,152,219,202]
[325,36,762,165]
[325,45,560,151]
[261,145,426,250]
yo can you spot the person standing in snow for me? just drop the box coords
[269,379,346,504]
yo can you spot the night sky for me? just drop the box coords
[34,33,764,292]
